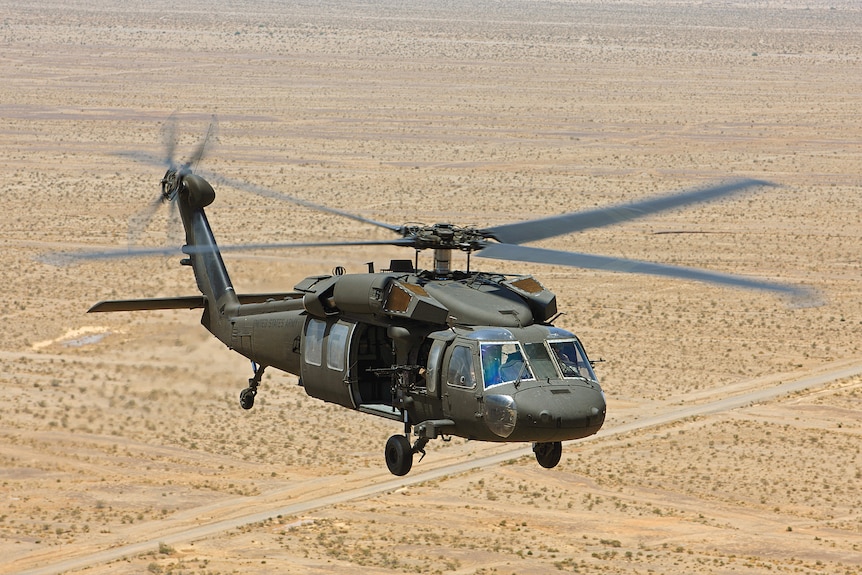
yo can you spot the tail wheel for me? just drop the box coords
[533,441,563,469]
[239,387,256,410]
[385,435,413,476]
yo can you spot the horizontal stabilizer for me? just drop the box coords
[88,296,206,312]
[88,292,303,313]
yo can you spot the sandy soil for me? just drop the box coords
[2,0,861,573]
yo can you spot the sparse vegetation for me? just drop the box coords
[2,0,861,574]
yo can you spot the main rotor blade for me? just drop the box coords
[42,238,415,265]
[200,169,404,234]
[116,150,166,169]
[114,148,403,235]
[215,237,414,253]
[478,242,817,303]
[486,179,775,245]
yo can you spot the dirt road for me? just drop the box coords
[16,358,862,575]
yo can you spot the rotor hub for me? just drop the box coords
[403,223,491,252]
[160,169,181,202]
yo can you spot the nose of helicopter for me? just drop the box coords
[510,380,606,441]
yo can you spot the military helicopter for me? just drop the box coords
[75,123,813,476]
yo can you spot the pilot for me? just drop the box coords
[482,348,503,387]
[556,350,579,377]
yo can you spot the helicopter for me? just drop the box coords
[77,124,813,476]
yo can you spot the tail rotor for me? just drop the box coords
[128,114,218,248]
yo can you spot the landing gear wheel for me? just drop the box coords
[239,387,256,410]
[533,441,562,469]
[240,363,265,410]
[385,435,413,476]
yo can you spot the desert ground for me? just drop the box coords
[2,0,861,573]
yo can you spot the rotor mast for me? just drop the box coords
[433,248,451,276]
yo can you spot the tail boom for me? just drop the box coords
[176,174,239,337]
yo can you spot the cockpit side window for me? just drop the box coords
[447,345,477,389]
[549,340,597,381]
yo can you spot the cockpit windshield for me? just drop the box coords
[480,342,534,388]
[476,332,598,387]
[549,339,597,381]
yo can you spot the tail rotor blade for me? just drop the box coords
[166,198,183,246]
[127,194,165,247]
[183,115,218,175]
[161,113,179,170]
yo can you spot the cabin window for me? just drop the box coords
[447,345,477,389]
[304,318,326,366]
[327,322,350,371]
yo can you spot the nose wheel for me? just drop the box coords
[533,441,563,469]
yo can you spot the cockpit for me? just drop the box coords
[439,325,606,443]
[475,328,598,389]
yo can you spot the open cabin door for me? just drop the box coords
[299,317,398,411]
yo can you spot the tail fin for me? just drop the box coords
[176,174,239,322]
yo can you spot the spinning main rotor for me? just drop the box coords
[67,116,816,304]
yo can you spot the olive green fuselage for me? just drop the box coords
[208,269,605,444]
